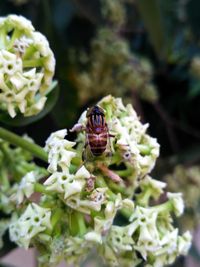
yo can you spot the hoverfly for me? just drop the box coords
[85,105,113,158]
[70,105,114,160]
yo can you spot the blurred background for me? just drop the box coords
[0,0,200,266]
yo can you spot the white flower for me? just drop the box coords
[178,231,192,255]
[129,206,160,259]
[84,231,102,244]
[0,15,55,117]
[45,129,76,173]
[75,95,160,181]
[167,192,184,216]
[66,187,107,214]
[107,225,134,252]
[94,194,123,235]
[11,171,37,204]
[9,203,51,248]
[44,166,90,199]
[137,175,166,204]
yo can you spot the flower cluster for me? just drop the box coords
[75,95,160,197]
[165,164,200,230]
[0,136,46,214]
[73,27,158,105]
[7,96,191,267]
[9,203,51,249]
[71,0,158,105]
[0,15,55,117]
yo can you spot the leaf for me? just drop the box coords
[136,0,167,60]
[0,81,59,127]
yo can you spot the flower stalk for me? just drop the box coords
[0,127,48,162]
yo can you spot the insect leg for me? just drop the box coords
[70,123,86,133]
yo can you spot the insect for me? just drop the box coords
[85,105,113,158]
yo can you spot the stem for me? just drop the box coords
[8,29,21,49]
[0,28,7,49]
[51,208,63,228]
[34,183,52,195]
[97,163,122,183]
[0,127,48,162]
[23,58,43,68]
[151,200,172,213]
[115,168,133,177]
[95,176,116,201]
[0,167,10,190]
[76,212,87,236]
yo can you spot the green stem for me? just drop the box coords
[151,200,172,213]
[0,29,7,49]
[0,127,48,162]
[0,143,13,162]
[34,183,52,195]
[51,208,63,228]
[115,168,133,177]
[0,167,10,190]
[96,176,116,201]
[23,58,43,68]
[76,211,87,236]
[7,29,21,49]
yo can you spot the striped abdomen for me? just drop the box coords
[86,105,108,156]
[87,132,108,156]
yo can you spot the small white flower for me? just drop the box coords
[44,166,90,199]
[84,231,102,244]
[11,171,37,204]
[167,192,184,216]
[178,231,192,255]
[138,175,166,202]
[45,129,76,172]
[75,95,160,181]
[9,203,51,248]
[66,188,107,214]
[107,225,134,252]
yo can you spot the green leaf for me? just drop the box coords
[136,0,167,59]
[0,81,59,127]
